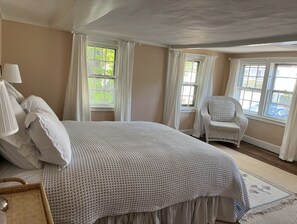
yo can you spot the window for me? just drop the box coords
[181,60,200,108]
[87,45,117,108]
[237,64,265,114]
[265,64,297,120]
[236,59,297,122]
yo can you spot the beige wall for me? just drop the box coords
[91,44,168,122]
[1,20,72,119]
[0,18,2,64]
[91,111,114,121]
[131,44,167,122]
[228,51,297,146]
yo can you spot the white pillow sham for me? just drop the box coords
[209,99,235,122]
[0,97,42,169]
[21,95,58,118]
[24,109,71,167]
[4,80,25,103]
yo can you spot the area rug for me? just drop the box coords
[239,170,297,224]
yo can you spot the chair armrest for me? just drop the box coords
[201,106,211,127]
[234,115,248,129]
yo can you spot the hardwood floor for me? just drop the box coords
[219,141,297,176]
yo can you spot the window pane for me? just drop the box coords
[275,64,297,78]
[188,97,194,106]
[87,46,116,107]
[242,77,248,88]
[274,78,296,91]
[106,49,116,61]
[181,60,200,107]
[183,86,191,95]
[183,72,191,83]
[242,100,251,111]
[258,66,266,77]
[192,62,198,73]
[87,61,96,74]
[244,90,252,100]
[185,62,192,72]
[265,64,297,120]
[87,46,95,60]
[181,96,190,105]
[249,66,258,77]
[250,102,259,113]
[255,78,263,89]
[105,62,115,76]
[252,92,261,102]
[273,64,297,91]
[266,103,289,120]
[247,77,256,88]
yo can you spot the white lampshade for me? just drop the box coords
[2,64,22,83]
[0,80,18,137]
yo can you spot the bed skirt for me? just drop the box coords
[95,196,237,224]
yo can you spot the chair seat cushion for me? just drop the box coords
[209,121,240,131]
[209,99,235,122]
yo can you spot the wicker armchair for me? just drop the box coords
[201,96,248,148]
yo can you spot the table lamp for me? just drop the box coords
[0,79,19,213]
[1,64,22,84]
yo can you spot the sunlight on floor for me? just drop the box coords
[212,143,297,193]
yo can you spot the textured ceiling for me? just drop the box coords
[1,0,297,52]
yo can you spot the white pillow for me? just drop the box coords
[209,99,235,122]
[24,110,71,167]
[0,97,42,169]
[4,80,25,103]
[21,95,58,118]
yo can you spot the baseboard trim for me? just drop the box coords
[180,129,193,135]
[242,135,280,154]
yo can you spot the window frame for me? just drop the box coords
[87,42,118,111]
[180,54,205,112]
[236,57,297,125]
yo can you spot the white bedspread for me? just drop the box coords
[42,121,249,224]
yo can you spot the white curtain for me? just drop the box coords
[63,33,90,121]
[279,83,297,162]
[163,49,185,129]
[192,56,217,137]
[225,59,241,97]
[114,41,135,121]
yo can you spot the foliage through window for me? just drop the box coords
[87,45,116,108]
[181,60,200,108]
[236,60,297,121]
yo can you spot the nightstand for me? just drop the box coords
[0,178,53,224]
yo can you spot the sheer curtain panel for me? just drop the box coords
[114,41,135,121]
[163,49,185,129]
[192,56,217,137]
[225,59,241,97]
[63,33,91,121]
[279,83,297,162]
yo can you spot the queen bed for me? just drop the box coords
[0,82,249,224]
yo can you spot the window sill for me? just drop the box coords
[180,107,196,113]
[245,114,286,127]
[91,107,114,112]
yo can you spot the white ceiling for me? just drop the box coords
[1,0,297,52]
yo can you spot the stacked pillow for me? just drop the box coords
[0,81,71,169]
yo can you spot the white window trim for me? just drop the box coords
[87,41,119,110]
[181,54,205,112]
[236,57,297,125]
